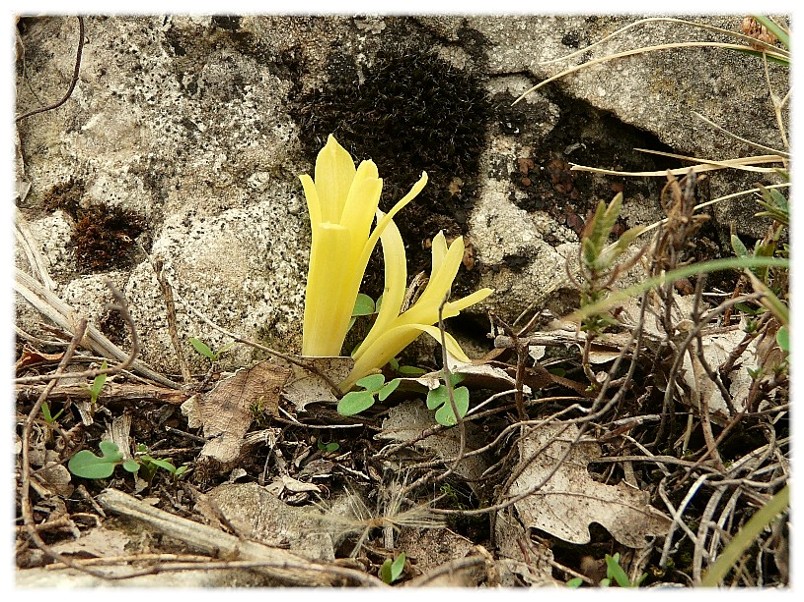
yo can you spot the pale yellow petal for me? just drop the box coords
[303,223,353,356]
[352,212,407,361]
[315,135,356,223]
[299,174,321,231]
[395,236,464,327]
[356,172,428,273]
[443,288,494,314]
[431,230,448,278]
[340,323,469,392]
[340,160,383,260]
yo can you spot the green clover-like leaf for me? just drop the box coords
[352,293,376,317]
[338,390,376,416]
[68,440,125,479]
[427,385,470,426]
[378,378,400,401]
[355,373,386,392]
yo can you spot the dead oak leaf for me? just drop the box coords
[509,423,671,548]
[195,361,290,471]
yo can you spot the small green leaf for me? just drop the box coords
[317,440,340,453]
[776,326,789,352]
[174,465,190,478]
[397,364,427,377]
[146,457,179,473]
[41,401,63,423]
[189,337,215,360]
[88,360,108,404]
[122,459,141,473]
[605,553,631,588]
[338,390,376,416]
[428,386,470,426]
[426,385,448,410]
[448,372,465,387]
[380,553,406,584]
[378,378,401,401]
[380,558,393,584]
[390,552,406,580]
[731,234,749,258]
[566,577,584,588]
[98,440,123,459]
[356,373,386,392]
[68,440,125,479]
[352,293,376,317]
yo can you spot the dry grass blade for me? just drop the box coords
[569,152,784,177]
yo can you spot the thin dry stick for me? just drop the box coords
[16,16,85,123]
[152,258,192,383]
[688,275,725,472]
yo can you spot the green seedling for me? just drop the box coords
[389,357,427,377]
[426,372,469,426]
[379,552,406,584]
[40,401,65,425]
[68,441,189,481]
[68,440,125,479]
[87,360,108,406]
[577,193,645,334]
[337,373,401,416]
[132,444,190,480]
[599,553,647,588]
[566,577,584,588]
[189,337,235,362]
[317,440,340,453]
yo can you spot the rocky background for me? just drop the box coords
[14,15,789,375]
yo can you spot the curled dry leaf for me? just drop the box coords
[277,356,354,412]
[191,361,290,472]
[509,423,671,548]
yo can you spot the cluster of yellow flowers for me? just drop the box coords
[300,135,493,392]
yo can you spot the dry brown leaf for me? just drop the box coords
[195,360,290,471]
[510,423,671,548]
[377,400,489,489]
[277,356,353,412]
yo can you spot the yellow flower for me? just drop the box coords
[301,135,427,356]
[340,220,494,391]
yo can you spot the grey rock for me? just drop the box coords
[15,15,788,376]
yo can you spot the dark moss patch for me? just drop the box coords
[291,43,491,299]
[71,205,146,273]
[42,178,85,214]
[43,179,146,274]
